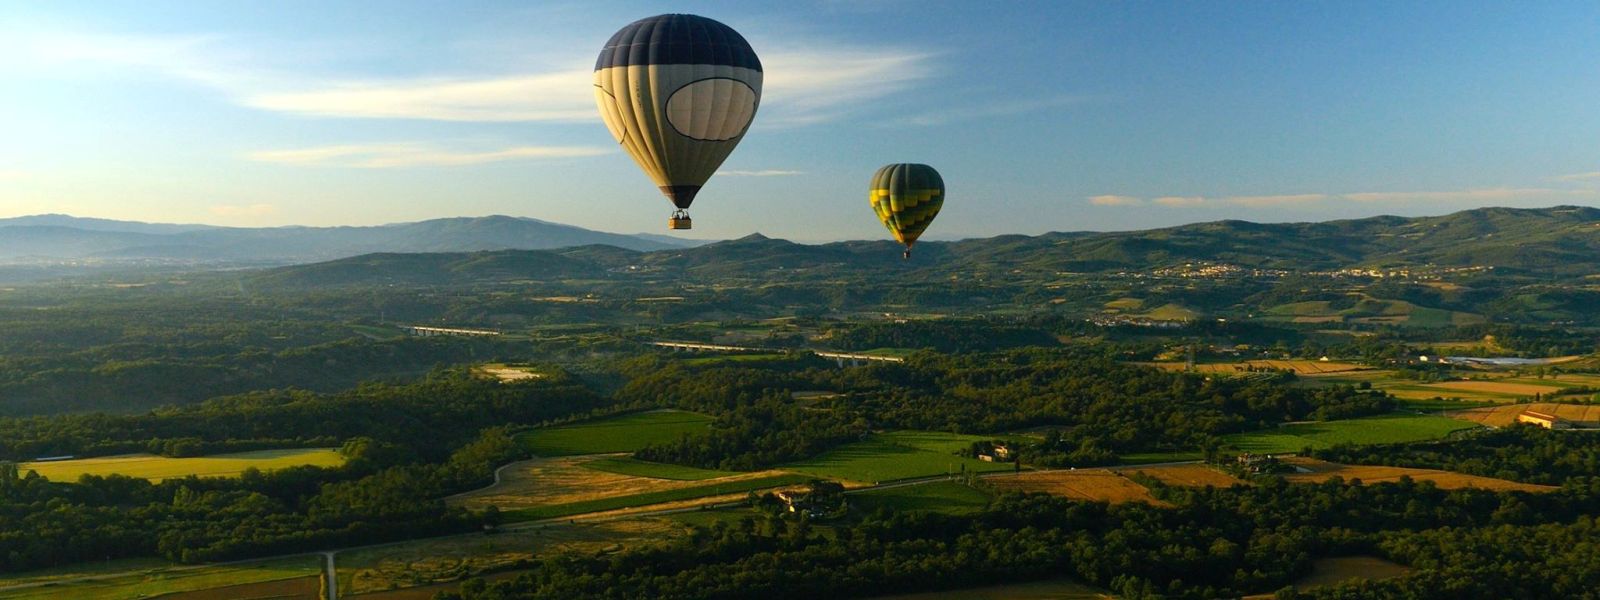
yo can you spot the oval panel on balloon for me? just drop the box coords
[666,78,758,142]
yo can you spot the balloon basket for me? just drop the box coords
[668,213,692,230]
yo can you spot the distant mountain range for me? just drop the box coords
[250,206,1600,288]
[0,214,694,263]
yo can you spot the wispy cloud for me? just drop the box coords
[246,143,609,168]
[896,95,1083,127]
[1153,196,1206,207]
[1225,194,1328,207]
[756,48,935,126]
[1556,172,1600,182]
[716,169,805,177]
[1088,195,1141,206]
[9,28,937,127]
[209,203,277,217]
[1341,187,1592,203]
[245,71,595,122]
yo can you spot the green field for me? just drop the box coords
[851,481,993,515]
[1117,451,1205,465]
[0,555,320,600]
[1223,414,1478,454]
[506,473,812,521]
[581,456,739,480]
[783,431,1016,483]
[517,410,715,456]
[20,448,345,483]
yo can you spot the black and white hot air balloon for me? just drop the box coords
[593,14,763,230]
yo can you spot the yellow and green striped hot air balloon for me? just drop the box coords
[870,163,945,259]
[593,14,763,230]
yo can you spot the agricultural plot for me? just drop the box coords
[581,456,739,480]
[1262,297,1481,327]
[1447,403,1600,427]
[1422,380,1568,398]
[516,410,715,456]
[870,579,1110,599]
[0,555,320,600]
[507,473,812,520]
[448,455,791,513]
[1119,463,1246,488]
[851,481,993,515]
[338,518,685,596]
[19,448,344,483]
[1243,556,1410,599]
[1222,414,1477,454]
[1280,457,1555,493]
[783,431,1016,483]
[988,470,1163,505]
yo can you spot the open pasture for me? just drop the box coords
[338,518,684,596]
[1280,457,1555,492]
[1222,414,1476,454]
[507,473,812,520]
[19,448,344,483]
[988,470,1163,505]
[1119,463,1246,488]
[1447,402,1600,427]
[783,431,1016,483]
[516,410,714,456]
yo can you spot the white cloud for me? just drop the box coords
[716,169,804,177]
[246,143,609,168]
[1088,195,1141,206]
[1153,196,1206,207]
[1225,194,1328,207]
[209,203,277,217]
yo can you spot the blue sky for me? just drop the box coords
[1,1,1598,241]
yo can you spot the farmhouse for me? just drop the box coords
[1518,410,1575,430]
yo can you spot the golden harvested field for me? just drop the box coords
[1119,463,1246,488]
[474,363,543,382]
[1447,403,1600,427]
[1281,457,1555,493]
[447,454,789,511]
[989,470,1164,505]
[1244,556,1410,599]
[339,518,683,596]
[1423,380,1566,396]
[19,448,345,483]
[1141,360,1369,375]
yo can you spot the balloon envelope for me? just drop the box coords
[870,163,945,251]
[593,14,763,219]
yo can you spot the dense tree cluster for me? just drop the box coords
[1312,425,1600,486]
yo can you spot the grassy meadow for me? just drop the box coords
[784,431,1017,483]
[850,481,993,515]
